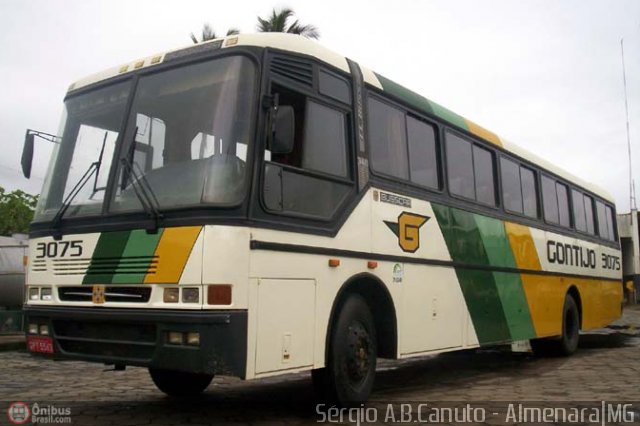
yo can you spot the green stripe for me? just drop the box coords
[110,229,163,284]
[432,205,511,344]
[82,231,131,285]
[374,72,468,131]
[474,216,536,341]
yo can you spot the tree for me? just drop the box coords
[0,187,37,236]
[257,7,319,39]
[190,24,240,44]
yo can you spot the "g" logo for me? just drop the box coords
[384,212,430,253]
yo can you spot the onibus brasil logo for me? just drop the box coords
[7,402,30,425]
[384,212,430,253]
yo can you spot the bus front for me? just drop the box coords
[24,44,259,395]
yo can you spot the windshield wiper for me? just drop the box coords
[52,162,99,239]
[119,127,163,233]
[51,132,110,239]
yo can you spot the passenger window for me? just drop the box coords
[605,205,616,241]
[473,145,496,206]
[556,183,570,227]
[595,200,608,239]
[542,175,559,224]
[264,84,352,219]
[584,195,595,235]
[572,189,586,232]
[368,97,409,180]
[446,132,474,199]
[501,158,523,213]
[407,116,439,189]
[521,167,538,218]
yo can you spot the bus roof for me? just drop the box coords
[68,33,614,203]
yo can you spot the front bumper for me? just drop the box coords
[24,305,247,378]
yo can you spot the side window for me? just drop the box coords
[501,157,523,213]
[542,175,559,224]
[264,83,352,219]
[595,200,608,239]
[319,70,351,105]
[605,205,616,241]
[572,189,586,232]
[446,132,496,206]
[556,183,570,227]
[521,167,538,218]
[302,101,348,177]
[584,195,595,235]
[473,145,496,206]
[367,97,409,180]
[407,116,439,189]
[446,132,474,199]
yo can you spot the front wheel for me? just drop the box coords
[313,294,377,407]
[149,368,213,397]
[531,294,580,357]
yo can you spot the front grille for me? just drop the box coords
[58,286,152,303]
[50,256,158,276]
[53,319,156,361]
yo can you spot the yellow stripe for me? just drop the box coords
[465,119,503,147]
[505,222,563,337]
[144,226,202,284]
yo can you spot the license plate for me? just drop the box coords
[27,336,54,354]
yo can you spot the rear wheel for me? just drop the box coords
[531,294,580,356]
[149,368,213,397]
[313,294,377,407]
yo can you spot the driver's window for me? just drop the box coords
[263,81,353,219]
[67,124,117,204]
[135,113,166,170]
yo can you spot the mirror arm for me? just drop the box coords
[26,129,61,144]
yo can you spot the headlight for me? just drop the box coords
[167,332,183,345]
[29,287,39,301]
[39,325,50,335]
[40,287,53,301]
[182,288,199,304]
[186,332,200,346]
[163,288,179,303]
[28,323,39,334]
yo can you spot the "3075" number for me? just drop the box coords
[35,241,83,258]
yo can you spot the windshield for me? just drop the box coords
[34,55,256,222]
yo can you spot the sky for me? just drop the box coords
[0,0,639,212]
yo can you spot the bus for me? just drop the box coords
[21,33,623,406]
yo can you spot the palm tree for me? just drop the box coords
[256,7,319,39]
[190,24,240,44]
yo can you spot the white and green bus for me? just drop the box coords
[22,33,622,406]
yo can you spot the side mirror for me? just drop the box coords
[272,106,295,154]
[21,132,35,179]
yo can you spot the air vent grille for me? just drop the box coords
[270,56,313,87]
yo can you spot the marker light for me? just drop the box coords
[40,287,52,301]
[167,332,183,345]
[182,288,199,304]
[28,324,38,334]
[163,288,179,303]
[207,285,232,305]
[186,332,200,346]
[29,288,39,301]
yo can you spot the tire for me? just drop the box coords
[531,294,580,357]
[313,294,377,407]
[149,368,213,397]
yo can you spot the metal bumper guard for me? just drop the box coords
[24,306,247,378]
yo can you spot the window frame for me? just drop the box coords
[365,92,443,193]
[259,65,356,222]
[499,154,539,220]
[444,129,499,209]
